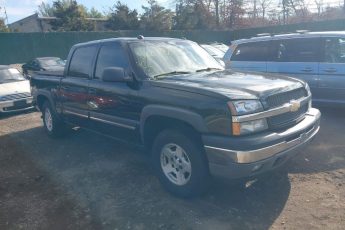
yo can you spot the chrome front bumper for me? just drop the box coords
[204,108,321,178]
[0,97,34,113]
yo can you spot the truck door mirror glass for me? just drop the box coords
[101,67,130,82]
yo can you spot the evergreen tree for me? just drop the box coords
[106,1,140,30]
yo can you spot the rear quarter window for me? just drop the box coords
[230,41,270,62]
[323,37,345,63]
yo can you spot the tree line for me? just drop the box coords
[36,0,175,31]
[1,0,345,32]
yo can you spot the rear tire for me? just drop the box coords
[42,101,66,137]
[151,129,210,198]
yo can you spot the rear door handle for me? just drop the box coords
[60,85,70,91]
[323,68,337,73]
[89,88,97,94]
[301,68,313,72]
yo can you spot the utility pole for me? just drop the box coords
[282,0,287,24]
[4,6,8,24]
[215,0,219,27]
[0,5,8,24]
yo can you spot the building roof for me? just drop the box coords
[9,13,107,26]
[8,13,39,26]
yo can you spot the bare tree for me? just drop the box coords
[258,0,272,18]
[314,0,323,17]
[286,0,308,17]
[253,0,257,19]
[225,0,245,28]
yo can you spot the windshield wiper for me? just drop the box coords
[196,67,222,72]
[153,71,192,79]
[1,79,23,83]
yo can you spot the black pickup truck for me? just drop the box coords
[31,37,321,197]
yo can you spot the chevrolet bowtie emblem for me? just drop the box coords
[290,100,301,112]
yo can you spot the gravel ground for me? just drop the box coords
[0,108,344,230]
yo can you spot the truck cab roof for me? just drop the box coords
[73,37,187,48]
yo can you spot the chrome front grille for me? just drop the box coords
[266,87,308,129]
[266,88,307,108]
[0,92,31,102]
[268,104,309,129]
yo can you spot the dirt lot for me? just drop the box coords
[0,108,344,230]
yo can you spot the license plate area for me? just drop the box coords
[14,99,28,108]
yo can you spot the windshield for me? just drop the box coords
[201,44,225,57]
[0,68,26,83]
[39,58,65,68]
[129,40,223,78]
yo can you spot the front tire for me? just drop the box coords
[151,129,210,198]
[42,101,66,137]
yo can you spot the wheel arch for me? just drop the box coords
[35,90,55,112]
[140,105,208,150]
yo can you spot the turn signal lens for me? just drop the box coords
[232,119,268,136]
[232,122,241,136]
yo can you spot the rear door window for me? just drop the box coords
[272,38,320,62]
[230,41,270,62]
[68,46,97,78]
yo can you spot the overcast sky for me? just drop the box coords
[0,0,171,23]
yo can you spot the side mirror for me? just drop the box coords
[101,67,131,82]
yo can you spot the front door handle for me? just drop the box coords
[301,68,313,72]
[324,68,337,73]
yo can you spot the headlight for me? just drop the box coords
[305,83,311,95]
[232,119,268,136]
[228,100,267,135]
[228,100,263,115]
[305,83,312,108]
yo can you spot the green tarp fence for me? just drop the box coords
[1,19,345,65]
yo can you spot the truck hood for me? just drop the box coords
[0,80,31,97]
[152,70,305,100]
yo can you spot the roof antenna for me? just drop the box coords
[137,35,144,40]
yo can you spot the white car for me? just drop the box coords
[0,65,33,113]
